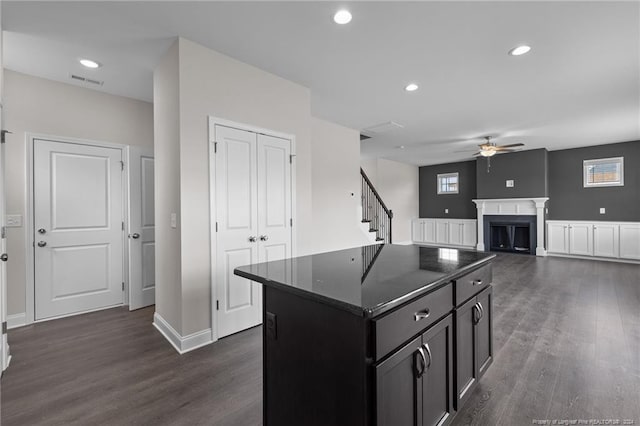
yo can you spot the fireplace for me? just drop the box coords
[485,215,536,254]
[472,198,549,256]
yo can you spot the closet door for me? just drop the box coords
[257,134,292,272]
[215,125,260,338]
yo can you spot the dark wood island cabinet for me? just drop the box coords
[235,244,495,426]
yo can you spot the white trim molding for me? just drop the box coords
[472,197,549,256]
[153,312,213,355]
[7,313,27,329]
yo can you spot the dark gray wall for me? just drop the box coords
[548,141,640,221]
[419,161,477,219]
[476,148,548,199]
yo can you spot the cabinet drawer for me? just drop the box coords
[374,283,453,361]
[455,264,492,306]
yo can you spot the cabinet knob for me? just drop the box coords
[472,279,483,286]
[260,235,269,242]
[248,236,257,243]
[37,241,47,247]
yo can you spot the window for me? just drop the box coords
[583,157,624,187]
[437,172,459,194]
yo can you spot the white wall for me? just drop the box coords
[361,158,419,244]
[311,117,370,253]
[3,70,154,316]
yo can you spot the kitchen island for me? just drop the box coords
[235,244,495,426]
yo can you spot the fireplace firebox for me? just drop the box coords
[483,215,536,255]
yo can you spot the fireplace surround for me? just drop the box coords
[472,198,549,256]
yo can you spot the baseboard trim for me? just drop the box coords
[547,253,640,264]
[153,312,213,355]
[7,313,27,330]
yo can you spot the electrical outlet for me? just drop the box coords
[170,213,177,228]
[444,209,449,214]
[599,207,606,214]
[6,215,22,227]
[506,180,514,188]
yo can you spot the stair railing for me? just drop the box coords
[360,168,393,244]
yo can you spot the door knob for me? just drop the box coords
[259,235,268,241]
[37,241,47,247]
[248,236,257,243]
[130,233,140,239]
[0,253,8,262]
[38,228,47,234]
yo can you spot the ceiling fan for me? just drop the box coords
[472,136,524,158]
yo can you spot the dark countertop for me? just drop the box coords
[234,244,495,318]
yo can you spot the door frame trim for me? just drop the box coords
[25,133,129,325]
[207,116,297,343]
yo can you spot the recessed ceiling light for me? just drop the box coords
[508,45,531,56]
[79,58,101,69]
[333,9,352,25]
[405,83,419,92]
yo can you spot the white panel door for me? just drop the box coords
[620,224,640,260]
[592,224,619,258]
[128,146,155,310]
[448,221,464,246]
[424,219,437,243]
[34,139,124,320]
[0,108,9,371]
[547,223,569,254]
[436,221,449,244]
[568,223,593,256]
[257,134,292,267]
[215,126,260,339]
[462,221,477,247]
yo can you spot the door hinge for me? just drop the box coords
[122,282,125,291]
[120,160,125,171]
[216,300,219,311]
[289,154,295,164]
[1,226,5,239]
[213,142,218,154]
[1,130,12,144]
[122,221,125,231]
[290,218,293,227]
[2,321,7,334]
[215,222,218,232]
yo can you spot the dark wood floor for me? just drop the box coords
[2,253,639,425]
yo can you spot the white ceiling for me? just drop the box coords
[3,1,639,166]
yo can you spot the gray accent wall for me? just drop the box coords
[419,161,477,219]
[548,141,640,221]
[476,148,548,199]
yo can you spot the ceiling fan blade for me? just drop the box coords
[497,143,525,148]
[495,149,517,153]
[495,147,522,151]
[472,152,483,157]
[454,149,478,153]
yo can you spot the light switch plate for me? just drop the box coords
[170,213,177,228]
[599,208,606,214]
[506,180,514,188]
[6,215,22,227]
[444,209,449,214]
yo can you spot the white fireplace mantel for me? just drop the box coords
[472,197,549,256]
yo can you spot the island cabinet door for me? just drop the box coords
[421,315,455,426]
[376,336,423,426]
[454,297,478,410]
[475,286,493,378]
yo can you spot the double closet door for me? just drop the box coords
[214,125,292,338]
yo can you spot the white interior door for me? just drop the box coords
[127,146,155,310]
[257,134,292,265]
[0,106,9,371]
[34,139,125,320]
[215,125,260,338]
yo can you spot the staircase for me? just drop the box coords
[361,168,393,244]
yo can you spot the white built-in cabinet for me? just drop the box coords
[547,221,640,261]
[413,218,477,248]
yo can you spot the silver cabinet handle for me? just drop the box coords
[472,279,483,286]
[477,301,485,321]
[414,309,430,322]
[38,228,46,234]
[415,346,427,378]
[248,236,257,243]
[37,241,47,247]
[260,235,268,241]
[130,233,140,239]
[423,343,432,370]
[0,253,8,262]
[473,302,481,324]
